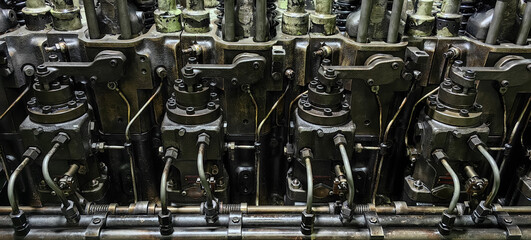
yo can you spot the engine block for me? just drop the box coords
[0,0,530,238]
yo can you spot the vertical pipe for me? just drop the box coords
[82,0,101,39]
[117,0,132,39]
[440,159,460,213]
[8,157,30,214]
[477,145,500,206]
[304,157,313,213]
[42,143,69,207]
[197,143,214,207]
[338,143,355,208]
[255,0,268,41]
[357,0,373,43]
[516,0,531,45]
[223,0,236,41]
[387,0,405,43]
[160,157,173,214]
[485,0,508,44]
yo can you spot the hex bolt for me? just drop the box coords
[232,217,240,223]
[464,69,476,79]
[67,101,77,109]
[22,65,35,77]
[452,85,463,93]
[109,60,118,67]
[309,81,318,88]
[504,218,513,224]
[442,80,452,88]
[325,68,335,77]
[184,66,194,75]
[75,91,86,98]
[186,107,195,115]
[323,108,333,116]
[303,103,312,110]
[459,109,469,117]
[48,54,59,62]
[92,218,101,224]
[316,85,325,93]
[36,65,48,74]
[207,102,216,110]
[474,103,483,111]
[436,103,446,111]
[167,100,177,109]
[42,105,52,113]
[178,83,186,91]
[188,57,197,64]
[453,60,463,67]
[391,62,399,70]
[501,80,509,87]
[301,94,308,100]
[321,59,331,66]
[210,93,218,100]
[253,62,260,69]
[428,95,437,101]
[231,78,238,86]
[342,103,350,111]
[369,217,378,223]
[366,79,374,86]
[27,99,36,108]
[156,67,167,79]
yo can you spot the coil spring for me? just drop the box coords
[267,0,278,38]
[216,0,224,29]
[459,1,477,35]
[87,204,110,214]
[220,203,241,214]
[334,0,357,32]
[354,204,370,214]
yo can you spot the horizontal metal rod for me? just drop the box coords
[0,214,530,228]
[0,221,530,239]
[2,203,531,215]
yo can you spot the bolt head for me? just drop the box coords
[186,107,195,115]
[323,108,333,116]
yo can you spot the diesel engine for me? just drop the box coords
[0,0,530,238]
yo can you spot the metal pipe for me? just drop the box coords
[3,203,531,215]
[477,145,500,206]
[440,159,460,213]
[500,96,531,173]
[197,142,214,207]
[160,157,173,214]
[516,0,531,45]
[42,143,69,206]
[255,0,267,42]
[338,143,355,208]
[223,0,236,41]
[304,156,313,213]
[0,86,29,121]
[464,165,478,178]
[357,0,373,43]
[387,0,405,43]
[485,0,509,44]
[7,157,30,214]
[82,0,101,39]
[124,84,162,203]
[116,0,132,39]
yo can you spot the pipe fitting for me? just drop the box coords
[333,134,347,146]
[202,199,219,224]
[22,147,41,161]
[197,133,211,146]
[158,211,174,235]
[471,201,491,224]
[9,210,29,236]
[52,132,70,145]
[467,135,485,150]
[438,210,456,235]
[300,209,315,235]
[61,200,80,224]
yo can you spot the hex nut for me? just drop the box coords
[431,149,448,162]
[300,148,313,160]
[22,147,41,161]
[164,147,179,161]
[61,200,80,224]
[467,135,485,150]
[10,210,29,236]
[334,134,347,146]
[197,133,211,146]
[52,132,71,145]
[438,210,456,235]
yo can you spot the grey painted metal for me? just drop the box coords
[485,0,508,44]
[387,0,405,43]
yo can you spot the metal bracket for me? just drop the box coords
[228,211,243,240]
[364,211,384,239]
[495,211,522,240]
[85,212,108,240]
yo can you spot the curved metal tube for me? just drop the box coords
[8,157,30,214]
[338,143,355,207]
[197,143,214,207]
[477,145,500,206]
[304,157,313,213]
[440,159,460,213]
[42,143,69,207]
[160,157,174,214]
